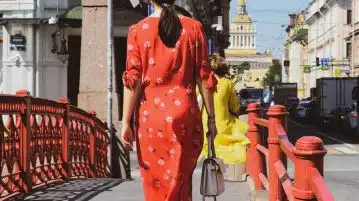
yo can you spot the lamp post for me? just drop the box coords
[107,0,114,177]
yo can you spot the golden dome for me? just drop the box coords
[232,13,252,23]
[238,0,246,6]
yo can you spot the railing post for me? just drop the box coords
[246,103,265,190]
[58,98,71,179]
[16,90,32,193]
[267,105,288,201]
[89,111,97,177]
[293,136,327,201]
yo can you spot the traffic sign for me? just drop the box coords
[321,58,330,70]
[303,66,311,73]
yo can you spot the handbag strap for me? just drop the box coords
[207,132,216,158]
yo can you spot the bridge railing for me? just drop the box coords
[0,90,110,200]
[246,103,334,201]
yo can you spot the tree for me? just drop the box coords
[239,61,251,71]
[262,59,282,91]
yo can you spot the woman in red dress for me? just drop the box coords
[120,0,217,200]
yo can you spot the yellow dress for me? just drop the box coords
[199,77,250,164]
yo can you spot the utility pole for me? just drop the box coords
[107,0,114,177]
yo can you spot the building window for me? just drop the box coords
[241,26,243,30]
[240,36,243,46]
[347,10,352,24]
[347,42,352,59]
[237,36,240,47]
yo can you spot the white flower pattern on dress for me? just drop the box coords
[130,58,138,67]
[157,131,164,138]
[148,146,155,152]
[127,44,134,52]
[142,23,149,30]
[169,148,176,158]
[166,116,173,123]
[174,99,181,106]
[156,77,163,84]
[154,98,161,105]
[144,161,150,168]
[168,89,175,94]
[158,158,165,165]
[149,57,155,65]
[144,41,151,48]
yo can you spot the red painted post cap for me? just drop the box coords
[247,103,261,112]
[295,136,324,151]
[267,105,288,116]
[16,90,30,97]
[89,111,97,116]
[58,97,69,104]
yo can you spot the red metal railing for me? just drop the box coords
[0,90,109,200]
[246,103,334,201]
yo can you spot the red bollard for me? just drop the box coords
[246,103,265,190]
[293,136,327,201]
[267,105,288,201]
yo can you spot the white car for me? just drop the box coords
[296,100,311,118]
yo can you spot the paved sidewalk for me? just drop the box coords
[90,151,252,201]
[89,168,252,201]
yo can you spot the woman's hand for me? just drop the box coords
[120,123,134,151]
[207,117,218,140]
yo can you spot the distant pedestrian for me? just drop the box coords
[120,0,217,201]
[198,55,250,165]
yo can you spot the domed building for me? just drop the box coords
[225,0,273,90]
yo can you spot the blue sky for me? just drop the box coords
[230,0,309,58]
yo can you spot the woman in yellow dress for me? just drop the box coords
[198,55,250,165]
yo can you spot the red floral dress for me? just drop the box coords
[122,16,217,201]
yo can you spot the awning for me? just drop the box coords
[64,5,82,20]
[0,5,82,27]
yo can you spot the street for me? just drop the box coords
[286,119,359,201]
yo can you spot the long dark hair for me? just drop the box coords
[152,0,183,48]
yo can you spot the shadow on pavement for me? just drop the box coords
[17,179,123,201]
[287,118,359,146]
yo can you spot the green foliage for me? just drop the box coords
[262,59,282,90]
[239,61,251,71]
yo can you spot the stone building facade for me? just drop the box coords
[283,13,309,98]
[225,0,273,91]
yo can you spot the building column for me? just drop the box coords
[253,36,256,48]
[79,0,129,179]
[79,1,118,124]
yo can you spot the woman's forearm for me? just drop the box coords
[197,78,215,116]
[122,81,141,125]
